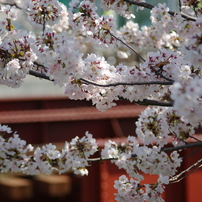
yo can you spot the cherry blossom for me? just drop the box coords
[171,77,202,126]
[0,1,202,201]
[26,0,63,28]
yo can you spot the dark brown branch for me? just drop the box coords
[126,1,154,9]
[80,78,174,87]
[133,99,173,107]
[161,142,202,152]
[124,0,196,21]
[178,0,182,12]
[42,7,46,36]
[188,135,202,142]
[87,157,118,162]
[131,142,202,160]
[30,71,174,88]
[29,70,53,81]
[29,71,174,107]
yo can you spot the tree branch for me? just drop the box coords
[161,142,202,152]
[87,157,118,162]
[178,0,182,12]
[29,71,175,88]
[130,142,202,161]
[133,99,173,107]
[169,158,202,183]
[90,142,202,166]
[79,78,174,87]
[29,70,53,81]
[124,0,196,21]
[29,71,174,107]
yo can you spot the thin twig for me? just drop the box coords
[124,0,196,21]
[109,31,146,62]
[188,135,202,142]
[152,68,175,83]
[182,146,201,160]
[169,128,189,145]
[0,2,22,9]
[83,9,145,62]
[169,159,202,183]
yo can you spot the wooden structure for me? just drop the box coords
[0,97,202,202]
[0,177,33,201]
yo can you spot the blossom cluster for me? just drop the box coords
[0,29,37,87]
[0,122,182,198]
[114,175,168,202]
[0,122,181,202]
[136,106,195,147]
[0,124,98,176]
[171,78,202,126]
[69,0,117,47]
[117,3,199,57]
[101,135,182,181]
[26,0,63,29]
[0,1,201,116]
[0,123,182,178]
